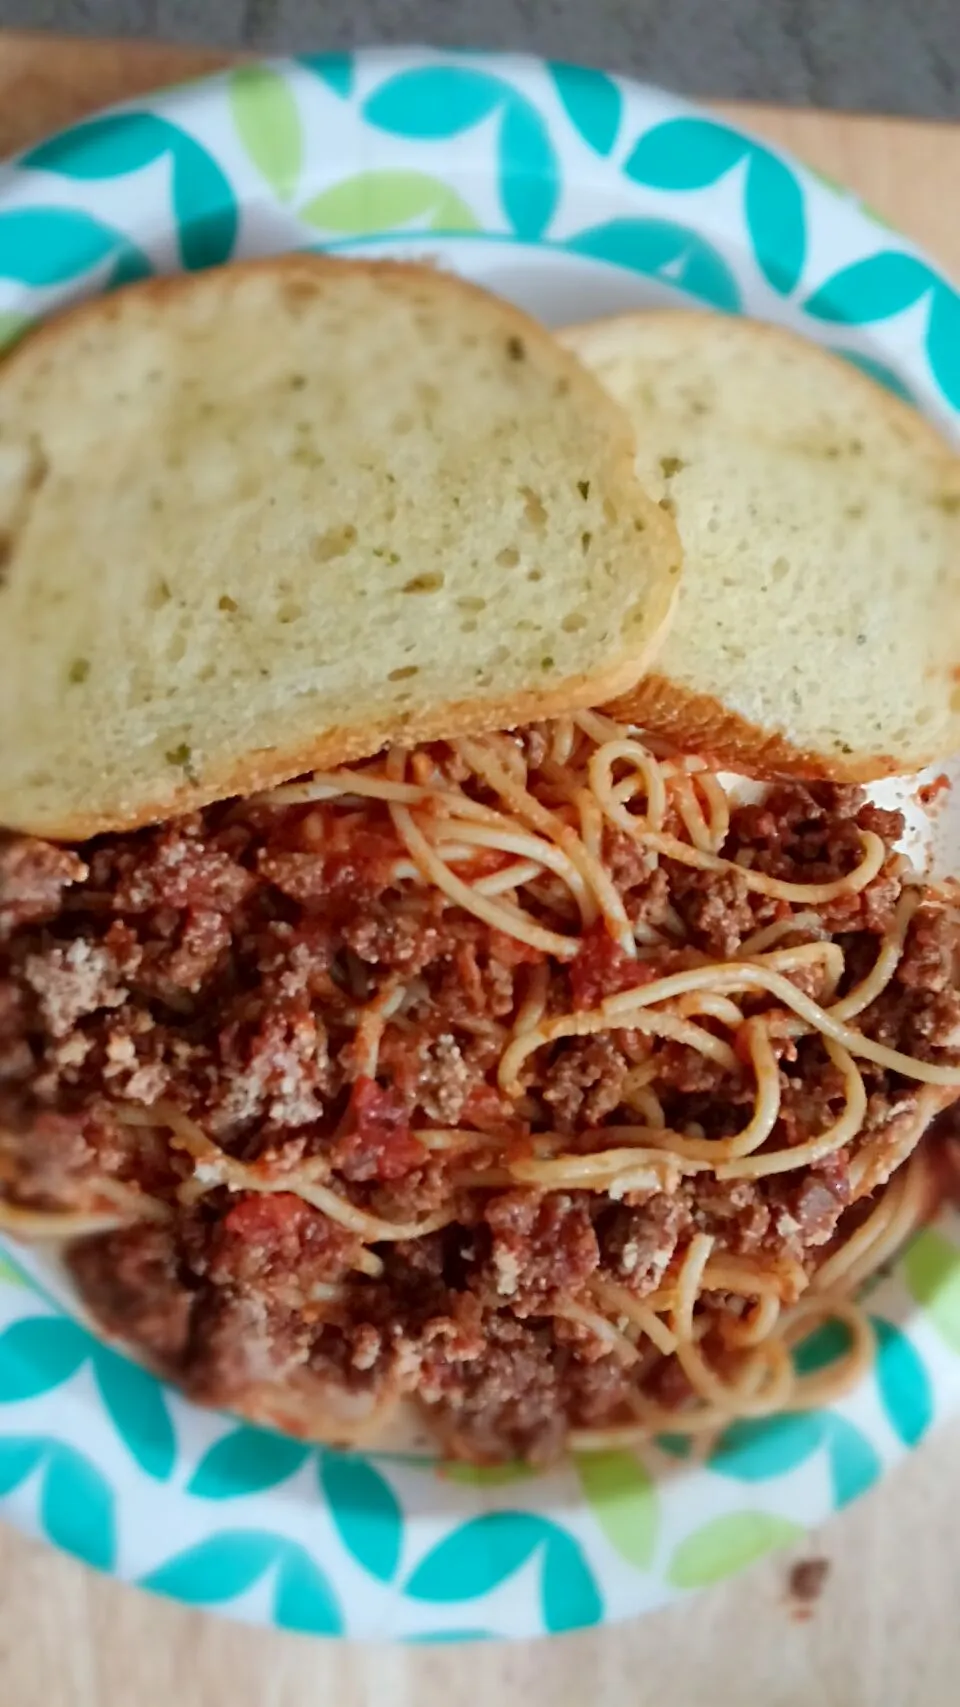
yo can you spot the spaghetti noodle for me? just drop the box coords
[0,714,958,1462]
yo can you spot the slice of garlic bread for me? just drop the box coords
[0,257,680,837]
[563,309,960,779]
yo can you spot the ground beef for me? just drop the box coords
[0,1108,142,1208]
[542,1035,631,1128]
[418,1312,568,1463]
[729,784,870,881]
[208,1000,332,1135]
[897,904,960,993]
[600,1194,690,1292]
[693,1176,774,1253]
[668,866,765,957]
[729,785,904,935]
[0,837,87,938]
[68,1223,194,1365]
[107,823,255,915]
[185,1287,314,1403]
[1,757,956,1463]
[603,829,661,898]
[193,1192,360,1293]
[331,1079,427,1182]
[24,938,128,1037]
[482,1190,599,1307]
[768,1161,851,1247]
[340,907,445,973]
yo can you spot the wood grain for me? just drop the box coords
[0,28,958,1707]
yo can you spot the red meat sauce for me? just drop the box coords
[1,771,958,1461]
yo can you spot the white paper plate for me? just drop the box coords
[1,48,959,1640]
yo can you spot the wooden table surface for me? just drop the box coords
[0,30,958,1707]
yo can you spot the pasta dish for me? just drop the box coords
[1,711,957,1461]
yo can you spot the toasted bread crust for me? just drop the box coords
[607,673,904,782]
[0,254,681,840]
[31,631,678,841]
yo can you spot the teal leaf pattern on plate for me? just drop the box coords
[0,52,954,1640]
[141,1530,283,1604]
[803,251,934,323]
[188,1426,310,1499]
[364,67,557,238]
[0,206,148,287]
[498,97,558,239]
[574,1450,657,1569]
[0,1436,44,1495]
[925,285,960,412]
[41,1443,115,1571]
[92,1346,176,1482]
[655,1433,694,1459]
[141,1532,341,1629]
[743,147,806,293]
[904,1226,960,1352]
[668,1512,804,1589]
[405,1511,545,1601]
[872,1315,933,1447]
[548,63,621,156]
[229,65,303,202]
[0,1434,115,1569]
[363,67,503,138]
[319,1449,403,1583]
[22,113,237,270]
[540,1526,603,1631]
[792,1315,851,1377]
[566,218,741,312]
[626,117,806,294]
[708,1412,823,1481]
[23,112,169,175]
[0,1317,88,1402]
[625,116,745,190]
[273,1542,343,1635]
[300,170,478,234]
[297,52,354,99]
[822,1414,881,1508]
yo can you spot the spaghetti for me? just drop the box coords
[0,715,958,1463]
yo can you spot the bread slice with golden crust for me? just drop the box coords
[562,309,960,780]
[0,256,680,839]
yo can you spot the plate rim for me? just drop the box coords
[0,45,959,1641]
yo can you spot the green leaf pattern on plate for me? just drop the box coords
[575,1451,658,1569]
[905,1226,960,1352]
[0,50,957,1639]
[668,1512,805,1588]
[229,65,303,202]
[300,171,478,234]
[362,67,559,239]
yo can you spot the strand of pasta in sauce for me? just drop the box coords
[6,715,957,1458]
